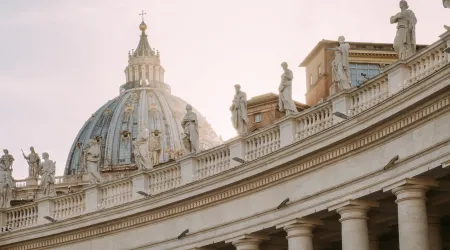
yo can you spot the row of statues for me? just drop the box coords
[0,149,56,208]
[230,62,298,135]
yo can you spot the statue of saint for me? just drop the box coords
[39,152,56,196]
[329,36,352,90]
[390,0,417,60]
[133,127,152,170]
[81,139,103,184]
[230,84,249,136]
[278,62,298,115]
[181,105,200,154]
[0,150,14,208]
[149,130,162,166]
[0,149,14,171]
[22,147,40,179]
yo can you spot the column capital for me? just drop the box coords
[382,178,438,193]
[276,218,323,230]
[328,199,379,212]
[190,247,215,250]
[226,234,269,249]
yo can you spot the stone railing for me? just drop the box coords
[148,164,182,194]
[99,179,133,208]
[13,180,27,188]
[3,30,450,231]
[195,146,231,180]
[5,203,38,230]
[407,42,448,87]
[245,126,280,161]
[349,76,389,116]
[295,103,333,141]
[52,192,85,220]
[54,174,84,186]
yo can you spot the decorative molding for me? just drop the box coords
[3,90,450,250]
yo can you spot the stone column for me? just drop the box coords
[277,218,323,250]
[338,205,370,250]
[392,185,431,250]
[428,215,442,250]
[226,234,269,250]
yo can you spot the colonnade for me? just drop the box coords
[191,179,443,250]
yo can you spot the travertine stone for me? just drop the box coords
[82,139,103,183]
[39,152,56,197]
[179,156,198,185]
[23,146,40,179]
[228,234,269,250]
[229,138,246,168]
[182,104,200,154]
[133,127,152,170]
[230,84,249,136]
[279,62,298,115]
[279,118,297,147]
[85,185,101,213]
[337,205,371,250]
[278,219,323,250]
[369,233,380,250]
[390,0,417,60]
[330,36,352,90]
[37,198,52,225]
[387,64,410,94]
[0,149,14,208]
[392,185,431,250]
[131,171,150,200]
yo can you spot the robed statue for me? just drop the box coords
[181,104,200,154]
[23,146,40,179]
[149,130,162,166]
[329,36,352,90]
[133,126,152,170]
[390,0,417,60]
[39,152,56,196]
[81,139,103,184]
[278,62,298,115]
[0,149,14,208]
[230,84,249,136]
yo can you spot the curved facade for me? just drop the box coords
[64,22,222,175]
[3,17,450,250]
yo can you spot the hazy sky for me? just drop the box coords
[0,0,447,179]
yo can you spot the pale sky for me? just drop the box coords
[0,0,447,179]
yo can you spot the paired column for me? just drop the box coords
[384,178,438,250]
[277,219,323,250]
[329,200,378,250]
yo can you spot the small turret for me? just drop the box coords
[122,10,166,92]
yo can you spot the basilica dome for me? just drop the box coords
[64,21,222,175]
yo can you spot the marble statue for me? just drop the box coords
[0,150,14,208]
[390,0,417,60]
[82,139,103,184]
[149,130,162,166]
[329,36,352,90]
[444,0,450,30]
[22,147,41,179]
[133,127,152,170]
[230,84,249,136]
[278,62,298,115]
[181,104,200,154]
[39,152,56,196]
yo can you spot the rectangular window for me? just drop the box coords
[349,63,381,86]
[318,65,322,75]
[310,75,314,86]
[255,113,262,123]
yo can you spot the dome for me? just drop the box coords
[64,21,222,175]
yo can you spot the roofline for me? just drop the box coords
[298,39,428,67]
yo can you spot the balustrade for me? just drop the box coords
[14,180,27,188]
[5,204,38,229]
[196,146,231,180]
[245,127,280,161]
[349,77,389,116]
[407,43,448,86]
[100,179,133,208]
[295,104,333,141]
[52,192,85,220]
[148,165,181,194]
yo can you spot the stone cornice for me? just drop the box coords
[2,66,450,249]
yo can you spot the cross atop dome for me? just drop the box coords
[139,10,147,22]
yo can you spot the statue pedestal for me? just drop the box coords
[25,177,38,187]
